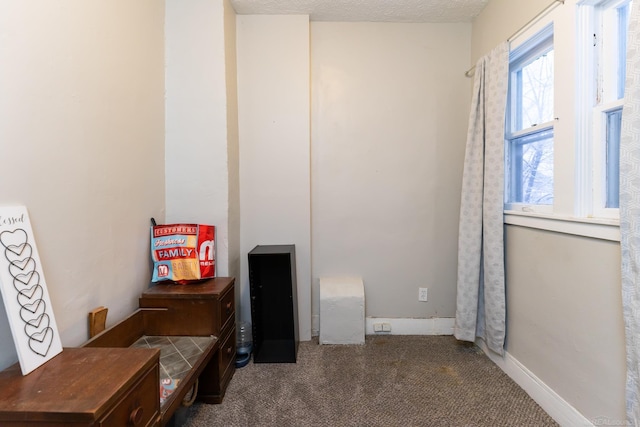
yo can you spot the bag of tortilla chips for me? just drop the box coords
[151,223,215,283]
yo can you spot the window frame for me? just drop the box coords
[500,1,627,241]
[577,0,631,220]
[505,24,555,214]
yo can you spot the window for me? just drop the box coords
[605,108,622,208]
[505,25,554,210]
[501,2,629,241]
[583,0,632,218]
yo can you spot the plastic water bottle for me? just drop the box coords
[235,321,252,368]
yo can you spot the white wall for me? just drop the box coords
[165,0,239,278]
[0,1,165,370]
[224,0,241,286]
[237,15,312,341]
[505,227,625,421]
[311,23,471,329]
[471,0,552,64]
[473,0,626,422]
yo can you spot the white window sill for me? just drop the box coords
[504,210,620,242]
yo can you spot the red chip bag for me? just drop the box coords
[151,223,215,283]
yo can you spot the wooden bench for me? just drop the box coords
[85,277,236,426]
[84,307,219,425]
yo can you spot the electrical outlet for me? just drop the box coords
[373,323,383,332]
[382,323,391,332]
[419,287,428,302]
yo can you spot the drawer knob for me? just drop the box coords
[129,406,144,426]
[226,346,233,355]
[226,301,232,314]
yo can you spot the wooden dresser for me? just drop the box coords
[0,347,160,426]
[139,277,236,404]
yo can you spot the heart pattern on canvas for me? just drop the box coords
[1,227,55,359]
[17,284,43,307]
[20,299,46,323]
[24,313,50,338]
[4,243,32,264]
[5,241,30,256]
[9,257,35,273]
[13,271,40,292]
[29,327,53,357]
[0,229,27,250]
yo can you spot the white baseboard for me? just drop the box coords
[365,317,455,335]
[311,316,454,337]
[311,314,320,336]
[477,340,593,427]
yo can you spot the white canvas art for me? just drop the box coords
[0,206,62,375]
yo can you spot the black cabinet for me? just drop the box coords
[248,245,298,363]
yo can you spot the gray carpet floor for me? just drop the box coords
[182,335,558,427]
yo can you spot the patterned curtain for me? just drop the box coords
[454,43,509,356]
[620,2,640,424]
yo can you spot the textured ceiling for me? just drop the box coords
[229,0,489,23]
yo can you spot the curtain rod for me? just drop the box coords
[464,0,564,78]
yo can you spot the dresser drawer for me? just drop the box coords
[100,363,159,427]
[140,277,235,337]
[0,348,160,427]
[218,325,236,379]
[219,286,235,334]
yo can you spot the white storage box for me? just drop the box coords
[319,277,365,345]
